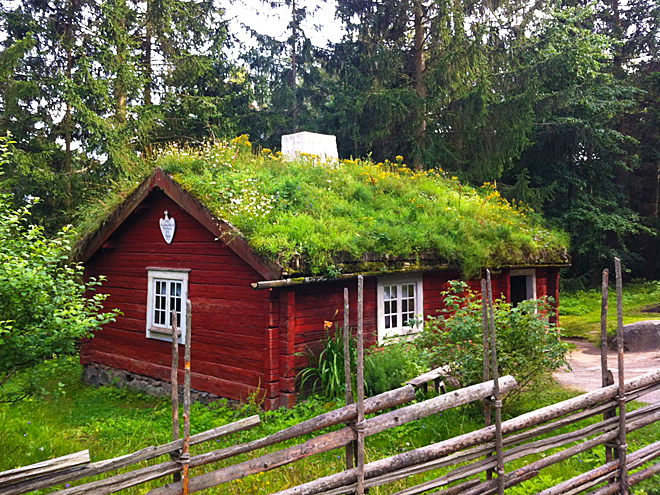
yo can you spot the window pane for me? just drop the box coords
[402,284,415,326]
[167,281,183,330]
[154,279,168,326]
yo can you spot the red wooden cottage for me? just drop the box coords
[78,164,568,410]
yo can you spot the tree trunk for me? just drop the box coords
[413,0,426,168]
[291,0,298,133]
[143,0,152,106]
[63,0,74,207]
[114,8,127,123]
[611,0,623,78]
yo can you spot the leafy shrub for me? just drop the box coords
[299,324,428,399]
[0,139,120,401]
[364,342,426,396]
[415,280,568,395]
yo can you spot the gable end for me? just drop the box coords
[76,168,282,280]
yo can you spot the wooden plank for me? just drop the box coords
[0,451,90,487]
[486,270,505,495]
[407,368,446,388]
[388,402,660,495]
[614,257,629,494]
[356,275,366,495]
[343,286,355,470]
[181,299,192,494]
[96,254,258,268]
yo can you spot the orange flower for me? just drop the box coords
[324,320,332,331]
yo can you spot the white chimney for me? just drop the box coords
[281,132,338,161]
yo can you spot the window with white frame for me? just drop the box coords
[146,268,190,343]
[377,274,423,343]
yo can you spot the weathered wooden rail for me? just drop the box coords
[2,263,660,495]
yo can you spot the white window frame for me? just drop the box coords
[376,274,424,344]
[509,268,536,302]
[146,268,190,344]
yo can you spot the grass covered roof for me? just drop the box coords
[79,136,569,277]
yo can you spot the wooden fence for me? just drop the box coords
[2,259,659,495]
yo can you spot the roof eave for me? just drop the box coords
[251,262,570,290]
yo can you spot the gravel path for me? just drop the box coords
[553,339,660,403]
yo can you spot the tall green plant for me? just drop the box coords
[297,324,356,400]
[415,280,568,396]
[364,342,426,396]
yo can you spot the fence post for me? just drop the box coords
[181,300,192,495]
[481,279,492,481]
[170,310,181,483]
[356,275,366,495]
[343,287,355,470]
[615,258,628,495]
[601,268,616,467]
[486,270,504,495]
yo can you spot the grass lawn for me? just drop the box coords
[2,357,660,494]
[560,280,660,343]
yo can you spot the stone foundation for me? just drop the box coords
[82,363,227,405]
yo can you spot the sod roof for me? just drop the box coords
[76,136,570,278]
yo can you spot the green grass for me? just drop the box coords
[75,137,568,277]
[2,358,660,494]
[560,280,660,343]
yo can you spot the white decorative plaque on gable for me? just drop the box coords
[159,211,176,244]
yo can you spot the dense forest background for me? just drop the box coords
[0,0,658,287]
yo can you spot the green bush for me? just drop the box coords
[299,324,427,399]
[415,280,568,395]
[0,138,119,401]
[364,342,426,396]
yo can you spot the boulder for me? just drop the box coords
[609,320,660,352]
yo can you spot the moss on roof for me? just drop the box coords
[78,136,569,277]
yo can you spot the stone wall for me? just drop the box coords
[82,362,224,405]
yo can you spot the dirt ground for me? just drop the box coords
[553,339,660,403]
